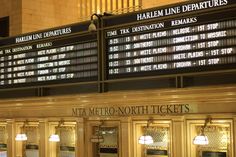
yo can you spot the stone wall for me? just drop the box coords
[21,0,80,33]
[0,0,22,36]
[0,0,187,36]
[142,0,188,9]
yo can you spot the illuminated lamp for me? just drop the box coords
[15,121,28,141]
[138,135,154,144]
[49,134,60,142]
[193,133,209,145]
[15,133,27,141]
[138,118,154,145]
[193,116,212,145]
[49,119,64,142]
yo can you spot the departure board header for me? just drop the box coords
[105,0,236,27]
[0,21,91,46]
[15,27,72,44]
[136,0,228,21]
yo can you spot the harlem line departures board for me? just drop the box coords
[0,32,98,88]
[105,0,236,79]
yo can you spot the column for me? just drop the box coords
[77,118,85,157]
[120,117,131,157]
[6,119,15,157]
[39,119,48,157]
[233,117,236,157]
[172,118,185,157]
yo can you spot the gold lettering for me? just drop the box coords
[166,105,173,113]
[89,108,95,115]
[160,105,166,113]
[142,106,149,114]
[184,104,190,113]
[72,108,79,116]
[174,105,179,113]
[72,104,192,117]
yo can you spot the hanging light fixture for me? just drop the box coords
[15,121,28,141]
[49,119,64,142]
[193,116,211,145]
[88,12,113,31]
[88,13,102,31]
[90,121,104,143]
[138,119,154,145]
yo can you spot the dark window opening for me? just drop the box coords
[0,16,9,37]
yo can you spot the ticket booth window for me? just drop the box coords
[15,122,40,157]
[141,127,169,157]
[92,126,119,157]
[24,126,39,157]
[49,121,76,157]
[25,144,39,157]
[196,126,230,157]
[58,126,76,157]
[0,126,7,157]
[134,121,171,157]
[187,119,233,157]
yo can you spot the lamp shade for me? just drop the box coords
[49,134,60,142]
[138,135,154,145]
[193,134,209,145]
[15,133,27,141]
[88,21,97,31]
[90,135,104,143]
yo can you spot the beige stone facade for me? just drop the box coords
[0,86,236,157]
[21,0,80,34]
[0,0,187,36]
[142,0,187,9]
[1,1,235,157]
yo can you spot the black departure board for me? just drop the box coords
[105,1,236,79]
[0,33,98,88]
[1,0,236,89]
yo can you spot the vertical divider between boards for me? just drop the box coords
[101,17,108,92]
[97,17,107,93]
